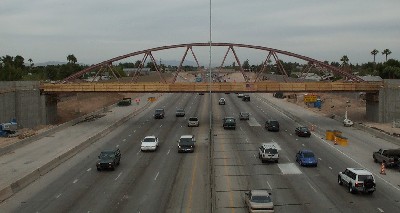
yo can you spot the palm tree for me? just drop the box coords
[28,58,34,68]
[371,49,379,63]
[340,55,350,66]
[382,49,392,62]
[67,54,77,64]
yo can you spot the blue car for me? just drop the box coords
[296,150,318,167]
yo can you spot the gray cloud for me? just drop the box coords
[0,0,399,65]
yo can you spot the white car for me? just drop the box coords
[141,136,159,151]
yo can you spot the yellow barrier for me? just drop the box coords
[326,129,348,146]
[326,130,334,140]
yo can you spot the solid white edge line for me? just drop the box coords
[377,207,384,212]
[307,181,318,193]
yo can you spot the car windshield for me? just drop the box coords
[225,118,235,123]
[270,121,279,125]
[177,109,184,112]
[300,127,309,131]
[241,113,249,116]
[143,137,155,142]
[265,148,278,154]
[155,109,163,113]
[189,117,198,121]
[303,152,315,158]
[179,138,193,145]
[99,151,114,159]
[358,175,374,181]
[251,195,272,203]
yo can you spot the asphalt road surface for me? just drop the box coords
[1,93,399,213]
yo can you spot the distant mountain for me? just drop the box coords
[34,61,87,66]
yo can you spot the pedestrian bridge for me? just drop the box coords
[40,82,382,93]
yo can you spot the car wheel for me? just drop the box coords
[97,168,101,171]
[374,158,378,163]
[368,191,374,194]
[349,184,354,193]
[275,160,278,163]
[338,176,343,185]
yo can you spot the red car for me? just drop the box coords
[295,126,311,137]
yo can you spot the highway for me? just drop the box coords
[1,92,400,213]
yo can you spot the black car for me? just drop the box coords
[295,126,311,137]
[223,117,236,130]
[265,119,280,132]
[154,108,165,119]
[177,135,196,153]
[242,95,250,102]
[96,149,121,171]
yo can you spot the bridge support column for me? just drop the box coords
[373,80,400,123]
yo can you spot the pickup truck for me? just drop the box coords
[373,148,400,167]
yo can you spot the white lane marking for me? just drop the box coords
[137,150,141,155]
[133,130,136,133]
[167,149,170,155]
[115,172,123,181]
[87,168,91,172]
[240,127,243,131]
[128,134,131,137]
[116,145,120,148]
[73,179,78,184]
[316,136,400,191]
[278,163,302,174]
[318,158,322,161]
[245,138,249,143]
[253,154,256,158]
[329,167,332,170]
[285,156,291,162]
[302,144,305,147]
[377,208,384,212]
[56,193,62,199]
[154,172,160,181]
[307,181,318,193]
[266,181,272,190]
[160,124,163,128]
[122,139,126,142]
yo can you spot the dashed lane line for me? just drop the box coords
[73,179,78,184]
[115,172,122,181]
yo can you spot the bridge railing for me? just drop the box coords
[40,82,383,93]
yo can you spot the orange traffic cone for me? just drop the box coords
[310,125,315,131]
[380,163,386,175]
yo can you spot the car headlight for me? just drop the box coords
[178,145,181,148]
[109,163,112,165]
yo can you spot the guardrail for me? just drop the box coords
[40,82,383,93]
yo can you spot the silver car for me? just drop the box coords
[239,112,250,120]
[188,117,199,127]
[244,190,274,212]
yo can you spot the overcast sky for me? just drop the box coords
[1,0,399,66]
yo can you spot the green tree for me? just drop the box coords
[371,49,379,63]
[382,49,392,62]
[340,55,350,66]
[242,59,250,71]
[67,54,77,64]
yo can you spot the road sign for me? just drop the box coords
[304,94,318,103]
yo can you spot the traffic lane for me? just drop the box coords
[164,93,211,212]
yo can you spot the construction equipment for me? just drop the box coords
[0,119,17,137]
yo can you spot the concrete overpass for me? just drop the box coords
[40,82,382,93]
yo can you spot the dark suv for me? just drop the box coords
[223,117,236,130]
[242,95,250,102]
[265,119,280,132]
[96,149,121,171]
[154,108,165,119]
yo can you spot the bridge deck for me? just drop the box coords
[40,82,382,93]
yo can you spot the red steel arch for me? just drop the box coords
[63,43,364,82]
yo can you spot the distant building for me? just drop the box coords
[123,68,151,76]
